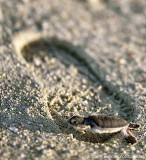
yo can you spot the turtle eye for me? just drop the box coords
[71,119,77,125]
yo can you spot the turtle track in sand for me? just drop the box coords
[12,31,139,143]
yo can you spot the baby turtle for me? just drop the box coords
[69,115,140,144]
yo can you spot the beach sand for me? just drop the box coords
[1,0,146,159]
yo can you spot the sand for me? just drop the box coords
[1,0,146,159]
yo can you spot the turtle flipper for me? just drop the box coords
[128,123,140,130]
[124,135,137,144]
[121,128,137,144]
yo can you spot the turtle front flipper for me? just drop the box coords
[128,123,140,130]
[124,135,137,144]
[121,128,137,144]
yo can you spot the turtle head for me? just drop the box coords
[68,116,85,126]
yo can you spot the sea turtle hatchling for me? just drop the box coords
[69,115,140,144]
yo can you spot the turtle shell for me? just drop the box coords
[87,115,128,128]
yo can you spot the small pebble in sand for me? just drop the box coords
[9,126,19,133]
